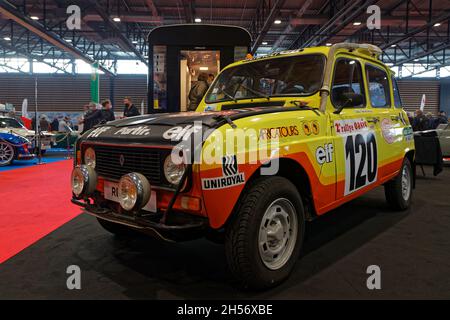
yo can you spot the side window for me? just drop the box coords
[392,76,403,108]
[366,65,392,108]
[331,58,366,109]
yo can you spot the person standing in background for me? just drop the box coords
[123,97,140,118]
[39,115,50,132]
[208,73,215,86]
[82,102,102,133]
[188,73,209,111]
[437,110,448,125]
[101,99,115,123]
[50,117,59,131]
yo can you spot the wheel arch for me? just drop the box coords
[223,158,316,229]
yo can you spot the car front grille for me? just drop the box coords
[89,145,169,187]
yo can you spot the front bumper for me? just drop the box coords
[72,198,208,242]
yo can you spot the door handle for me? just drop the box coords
[367,117,380,124]
[391,115,400,122]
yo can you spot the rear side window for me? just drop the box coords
[366,65,391,108]
[392,76,403,108]
[331,58,366,109]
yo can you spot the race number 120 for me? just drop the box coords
[344,133,378,195]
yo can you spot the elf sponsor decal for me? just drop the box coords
[259,126,299,140]
[163,125,202,142]
[86,126,111,138]
[334,118,369,135]
[114,126,151,136]
[316,143,334,165]
[202,155,246,190]
[380,118,395,144]
[403,126,414,141]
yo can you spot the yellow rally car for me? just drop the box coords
[71,43,415,289]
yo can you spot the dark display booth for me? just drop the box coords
[147,24,251,113]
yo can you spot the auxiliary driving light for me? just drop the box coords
[84,147,96,168]
[71,165,97,197]
[118,173,151,211]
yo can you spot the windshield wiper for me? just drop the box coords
[213,114,237,129]
[290,100,321,116]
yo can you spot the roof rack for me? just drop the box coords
[332,43,383,59]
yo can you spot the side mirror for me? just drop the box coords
[334,92,364,114]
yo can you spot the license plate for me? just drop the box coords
[104,181,157,213]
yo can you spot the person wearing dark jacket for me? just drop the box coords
[123,97,140,118]
[82,103,102,133]
[100,99,115,123]
[50,117,59,131]
[188,73,209,111]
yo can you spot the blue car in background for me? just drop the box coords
[0,132,35,166]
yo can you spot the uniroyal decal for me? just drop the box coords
[259,126,299,140]
[202,155,246,190]
[334,118,369,135]
[114,126,151,136]
[163,125,202,142]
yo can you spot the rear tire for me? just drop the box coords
[225,176,305,290]
[384,157,413,210]
[97,218,137,237]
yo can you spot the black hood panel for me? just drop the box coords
[79,107,302,146]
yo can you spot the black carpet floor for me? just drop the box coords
[1,166,449,300]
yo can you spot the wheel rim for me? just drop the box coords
[258,198,298,271]
[401,165,411,201]
[0,142,14,165]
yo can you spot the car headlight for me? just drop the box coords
[118,173,151,211]
[84,147,96,168]
[71,165,97,197]
[164,155,186,185]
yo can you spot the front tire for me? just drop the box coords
[384,157,413,210]
[225,176,305,289]
[0,142,15,167]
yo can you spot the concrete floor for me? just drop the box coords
[1,166,449,300]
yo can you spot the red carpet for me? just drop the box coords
[0,160,81,263]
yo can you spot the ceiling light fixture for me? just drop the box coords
[353,21,362,26]
[195,18,202,23]
[274,19,282,24]
[30,16,39,20]
[262,41,268,45]
[3,37,11,41]
[434,23,441,27]
[113,17,121,22]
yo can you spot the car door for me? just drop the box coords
[365,63,405,179]
[329,56,380,200]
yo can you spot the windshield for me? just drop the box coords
[205,54,325,104]
[0,118,24,129]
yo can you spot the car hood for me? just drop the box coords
[0,128,54,137]
[79,107,302,147]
